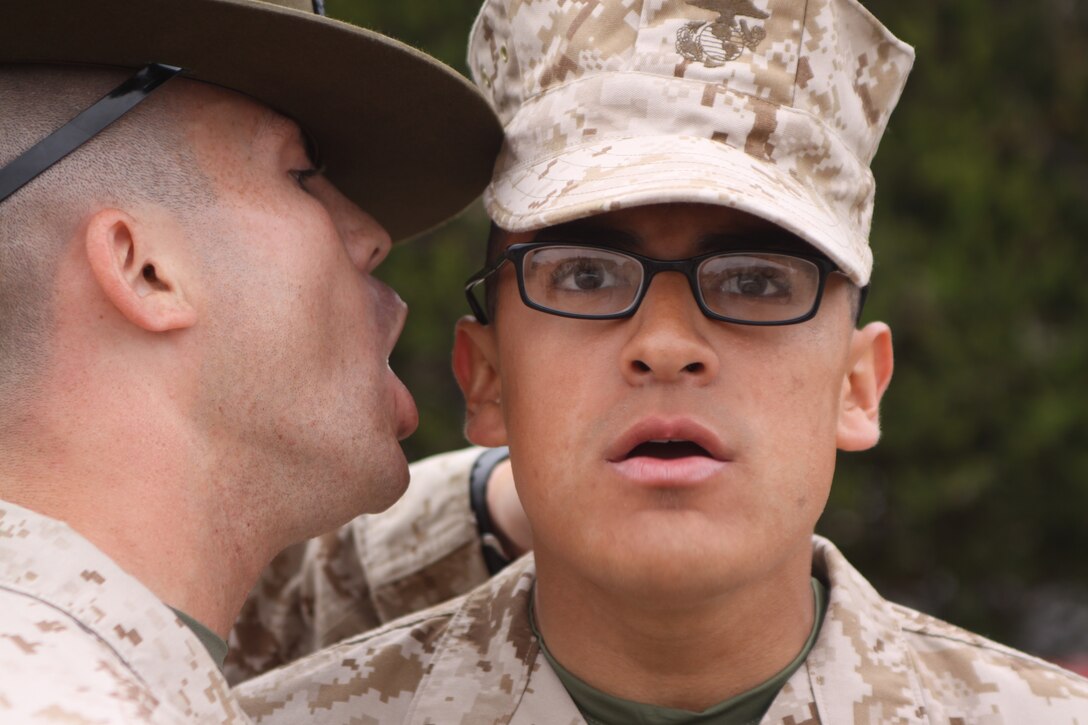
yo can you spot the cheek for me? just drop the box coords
[501,339,593,445]
[270,220,360,342]
[496,319,610,503]
[739,346,845,509]
[753,360,842,437]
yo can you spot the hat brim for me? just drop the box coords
[486,134,872,285]
[1,0,502,241]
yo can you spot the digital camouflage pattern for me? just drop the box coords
[468,0,915,285]
[237,535,1088,724]
[226,447,493,685]
[0,500,248,724]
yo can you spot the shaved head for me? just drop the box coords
[0,66,214,425]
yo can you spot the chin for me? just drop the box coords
[353,447,410,514]
[557,518,779,599]
[362,477,409,515]
[589,552,743,606]
[302,447,409,532]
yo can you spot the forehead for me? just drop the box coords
[177,80,305,166]
[503,203,820,256]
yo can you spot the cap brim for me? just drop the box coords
[486,134,872,285]
[1,0,502,241]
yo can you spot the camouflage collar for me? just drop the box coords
[400,537,933,724]
[405,553,558,723]
[0,499,246,721]
[765,537,930,723]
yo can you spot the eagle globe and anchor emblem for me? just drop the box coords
[676,0,769,66]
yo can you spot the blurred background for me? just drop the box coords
[327,0,1088,669]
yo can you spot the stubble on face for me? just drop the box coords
[174,86,412,545]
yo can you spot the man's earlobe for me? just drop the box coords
[836,322,894,452]
[84,209,197,332]
[453,317,508,448]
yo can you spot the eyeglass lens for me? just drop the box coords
[521,246,821,322]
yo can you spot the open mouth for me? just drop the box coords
[609,430,728,486]
[625,440,714,460]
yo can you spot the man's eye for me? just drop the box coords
[289,167,321,189]
[712,268,792,299]
[551,259,621,291]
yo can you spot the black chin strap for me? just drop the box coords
[0,63,183,204]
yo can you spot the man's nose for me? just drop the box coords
[619,272,719,386]
[312,176,393,274]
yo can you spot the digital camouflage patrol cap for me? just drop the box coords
[468,0,914,285]
[0,0,502,241]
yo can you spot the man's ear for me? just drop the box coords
[836,321,894,451]
[452,316,508,448]
[84,209,196,332]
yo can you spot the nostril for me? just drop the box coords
[684,362,704,374]
[633,360,652,373]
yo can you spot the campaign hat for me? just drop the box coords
[468,0,914,284]
[1,0,503,240]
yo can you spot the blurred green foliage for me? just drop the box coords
[328,0,1088,657]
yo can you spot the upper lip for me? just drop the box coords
[605,417,733,462]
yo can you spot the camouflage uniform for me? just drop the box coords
[226,447,494,684]
[237,534,1088,724]
[0,500,248,723]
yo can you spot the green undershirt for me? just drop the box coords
[170,607,228,669]
[530,579,827,725]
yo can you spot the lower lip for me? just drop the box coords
[608,456,729,486]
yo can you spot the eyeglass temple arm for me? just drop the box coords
[464,250,516,326]
[464,275,492,325]
[855,284,871,325]
[0,63,183,205]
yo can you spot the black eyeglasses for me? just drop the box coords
[465,243,856,326]
[0,63,183,205]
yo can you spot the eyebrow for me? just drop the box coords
[254,112,320,167]
[532,221,816,255]
[695,230,815,254]
[533,221,639,249]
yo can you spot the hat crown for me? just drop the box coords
[468,0,914,285]
[470,0,912,165]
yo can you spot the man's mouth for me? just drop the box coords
[606,420,731,486]
[624,440,714,460]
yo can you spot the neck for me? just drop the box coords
[0,400,276,639]
[532,547,815,712]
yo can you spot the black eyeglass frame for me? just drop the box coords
[465,242,868,327]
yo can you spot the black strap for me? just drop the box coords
[0,63,183,204]
[469,446,512,576]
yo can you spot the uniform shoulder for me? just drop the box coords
[0,592,178,722]
[812,537,1088,721]
[236,591,461,723]
[356,445,486,589]
[237,554,539,724]
[889,600,1088,719]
